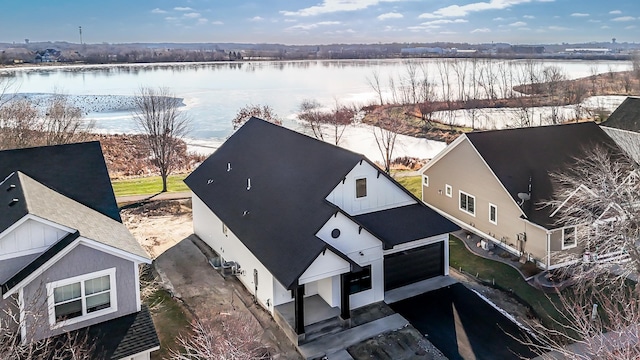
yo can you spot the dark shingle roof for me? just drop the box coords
[466,122,619,228]
[355,204,459,249]
[0,141,121,222]
[603,97,640,132]
[50,305,159,360]
[186,118,364,289]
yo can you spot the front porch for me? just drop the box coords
[274,294,346,345]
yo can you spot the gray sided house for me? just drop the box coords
[185,117,458,344]
[421,122,620,270]
[0,142,159,360]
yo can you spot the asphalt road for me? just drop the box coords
[390,283,537,360]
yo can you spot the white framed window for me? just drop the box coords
[423,175,429,187]
[355,178,367,198]
[47,268,117,328]
[459,191,476,216]
[445,184,452,197]
[489,203,498,225]
[562,226,577,250]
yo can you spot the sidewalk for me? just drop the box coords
[117,191,191,206]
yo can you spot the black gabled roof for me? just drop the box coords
[185,118,364,290]
[0,141,121,222]
[603,97,640,132]
[49,305,159,360]
[466,122,619,228]
[354,204,459,249]
[0,172,27,236]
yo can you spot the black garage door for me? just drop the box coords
[384,241,444,290]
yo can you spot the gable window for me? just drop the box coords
[489,203,498,225]
[459,191,475,216]
[562,226,577,249]
[445,184,452,197]
[47,268,117,327]
[355,178,367,198]
[347,265,372,294]
[423,175,429,187]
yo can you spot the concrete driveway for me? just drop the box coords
[390,283,536,360]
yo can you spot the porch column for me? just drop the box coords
[340,273,350,320]
[294,285,305,335]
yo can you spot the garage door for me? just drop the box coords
[384,241,444,291]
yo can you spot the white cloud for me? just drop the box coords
[165,17,179,22]
[601,25,610,29]
[250,16,264,21]
[612,16,635,22]
[493,17,505,21]
[377,12,403,20]
[626,25,637,29]
[523,15,535,19]
[151,8,167,14]
[286,21,341,30]
[174,7,194,11]
[471,28,491,33]
[509,21,527,27]
[197,18,208,25]
[421,19,468,26]
[588,19,601,23]
[439,31,457,35]
[281,0,403,17]
[609,10,622,14]
[418,0,547,19]
[183,12,201,18]
[211,21,224,25]
[571,13,589,17]
[548,25,569,30]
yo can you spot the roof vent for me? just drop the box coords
[9,198,19,207]
[247,178,251,191]
[207,179,214,185]
[227,162,232,172]
[7,184,16,191]
[242,210,250,217]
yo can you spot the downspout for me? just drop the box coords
[546,231,551,269]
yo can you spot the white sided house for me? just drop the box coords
[186,117,458,343]
[0,143,159,360]
[421,122,623,270]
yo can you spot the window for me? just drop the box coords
[489,203,498,225]
[47,268,117,327]
[459,191,475,216]
[445,184,452,197]
[423,175,429,187]
[562,226,577,249]
[347,265,372,294]
[355,178,367,198]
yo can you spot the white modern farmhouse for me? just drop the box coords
[185,117,458,343]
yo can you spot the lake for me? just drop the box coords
[1,59,632,160]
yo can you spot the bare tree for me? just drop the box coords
[132,87,190,192]
[41,93,95,145]
[232,104,281,130]
[366,69,385,106]
[0,99,40,149]
[541,144,640,286]
[372,108,404,174]
[171,310,270,360]
[298,99,355,145]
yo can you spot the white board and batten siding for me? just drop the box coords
[315,210,385,309]
[327,162,415,216]
[0,217,69,261]
[191,193,278,311]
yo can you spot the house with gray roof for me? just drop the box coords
[0,142,158,360]
[421,122,621,270]
[185,117,458,344]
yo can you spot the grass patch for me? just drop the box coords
[395,175,422,198]
[449,235,561,326]
[112,174,189,197]
[146,288,192,360]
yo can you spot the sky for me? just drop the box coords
[1,0,639,45]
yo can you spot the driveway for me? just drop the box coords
[390,283,536,360]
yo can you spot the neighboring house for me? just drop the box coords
[0,142,159,360]
[185,117,458,343]
[601,97,640,163]
[421,122,620,270]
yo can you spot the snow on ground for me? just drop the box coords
[431,95,628,130]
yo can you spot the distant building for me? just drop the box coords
[510,45,545,54]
